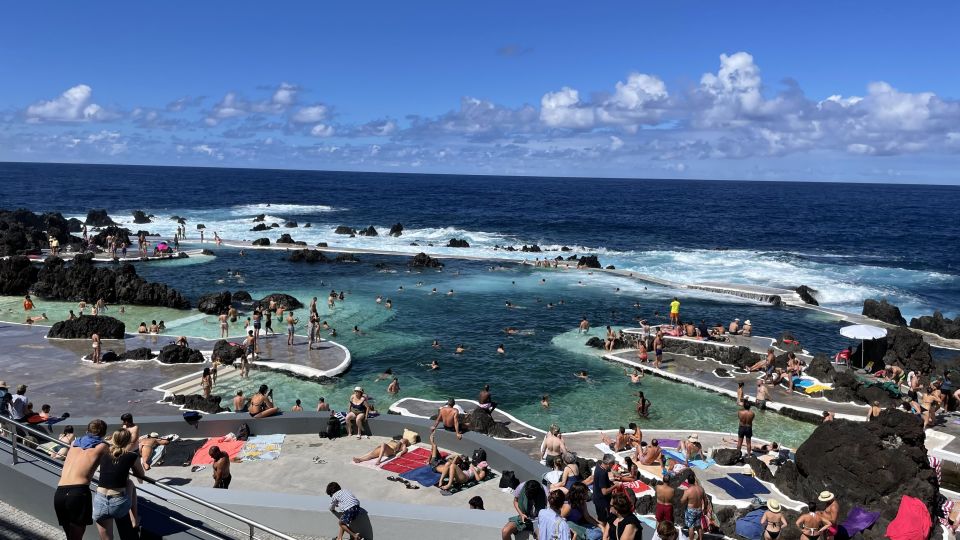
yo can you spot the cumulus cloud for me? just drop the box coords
[292,104,328,124]
[25,84,110,123]
[540,87,595,129]
[204,83,300,126]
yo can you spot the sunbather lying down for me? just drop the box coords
[352,437,412,465]
[424,431,490,491]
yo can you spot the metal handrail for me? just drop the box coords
[0,416,297,540]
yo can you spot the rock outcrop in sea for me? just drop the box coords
[334,226,357,235]
[255,293,304,310]
[910,311,960,339]
[577,255,602,269]
[85,209,115,227]
[795,285,819,305]
[358,226,378,236]
[409,252,443,268]
[252,237,270,246]
[132,210,151,224]
[158,344,205,364]
[862,298,907,326]
[288,249,328,263]
[32,254,191,309]
[47,315,126,339]
[389,223,403,236]
[197,291,233,314]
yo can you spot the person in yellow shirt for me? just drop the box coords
[669,297,680,325]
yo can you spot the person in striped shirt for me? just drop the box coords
[326,482,365,540]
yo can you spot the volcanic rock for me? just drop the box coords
[605,265,616,270]
[66,218,83,232]
[863,299,906,326]
[746,455,774,482]
[278,233,295,244]
[805,354,836,382]
[335,253,358,263]
[577,255,602,269]
[795,285,819,306]
[288,249,328,263]
[409,252,443,268]
[256,293,303,310]
[132,210,151,224]
[270,223,279,228]
[213,340,243,363]
[196,224,206,230]
[712,448,743,466]
[250,223,270,232]
[521,245,541,252]
[464,407,520,439]
[910,311,960,340]
[47,315,125,339]
[389,223,403,236]
[284,221,298,228]
[32,254,190,309]
[91,226,131,249]
[252,238,270,246]
[775,331,803,353]
[585,336,604,348]
[232,290,252,303]
[197,291,232,314]
[561,246,571,251]
[85,209,115,227]
[253,214,266,222]
[158,344,205,364]
[447,238,470,248]
[118,347,155,361]
[0,256,39,295]
[358,226,378,237]
[790,410,937,539]
[166,394,227,414]
[334,226,357,235]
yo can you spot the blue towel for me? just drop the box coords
[735,509,766,540]
[708,477,755,499]
[72,434,104,449]
[662,448,715,469]
[792,377,815,388]
[401,465,442,487]
[729,473,770,494]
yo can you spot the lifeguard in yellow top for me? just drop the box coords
[669,297,680,325]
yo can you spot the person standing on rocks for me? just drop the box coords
[736,402,755,457]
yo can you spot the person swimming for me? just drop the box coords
[496,344,505,354]
[432,339,441,349]
[541,395,550,409]
[455,344,466,354]
[575,370,589,380]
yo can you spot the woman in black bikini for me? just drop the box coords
[795,501,830,540]
[345,387,372,439]
[248,384,279,418]
[762,499,787,540]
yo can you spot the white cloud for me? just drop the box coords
[310,124,334,137]
[25,84,109,123]
[292,105,328,124]
[272,83,298,107]
[540,87,595,129]
[610,135,624,150]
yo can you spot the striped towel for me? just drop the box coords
[929,455,942,485]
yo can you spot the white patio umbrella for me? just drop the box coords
[839,324,888,368]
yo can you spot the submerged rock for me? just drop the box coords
[288,249,328,263]
[252,238,270,246]
[334,226,357,235]
[862,298,906,326]
[335,253,359,263]
[409,252,443,268]
[158,344,205,364]
[47,315,125,339]
[447,238,470,248]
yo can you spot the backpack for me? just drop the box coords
[237,423,251,441]
[472,448,487,464]
[182,411,202,427]
[321,414,341,439]
[499,470,520,490]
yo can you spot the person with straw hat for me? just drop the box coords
[818,491,839,539]
[761,499,787,540]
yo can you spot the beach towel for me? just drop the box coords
[792,377,816,388]
[190,437,245,466]
[661,448,716,469]
[658,438,681,449]
[439,471,497,494]
[155,439,205,467]
[708,477,756,500]
[380,447,445,474]
[729,473,770,494]
[238,434,285,462]
[841,506,880,537]
[332,410,380,425]
[735,508,766,540]
[804,384,831,394]
[400,464,442,487]
[620,479,653,495]
[885,495,931,540]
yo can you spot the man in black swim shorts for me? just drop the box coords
[737,401,755,458]
[55,419,108,539]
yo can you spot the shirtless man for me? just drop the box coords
[626,368,643,384]
[578,317,590,333]
[386,377,400,395]
[756,380,770,410]
[655,479,676,523]
[601,426,633,452]
[54,419,108,540]
[737,402,756,457]
[729,319,741,335]
[119,413,139,449]
[431,398,462,440]
[923,387,942,429]
[210,446,232,489]
[218,311,229,338]
[749,349,776,373]
[639,439,662,466]
[233,390,246,413]
[680,476,706,540]
[540,424,566,466]
[316,397,330,411]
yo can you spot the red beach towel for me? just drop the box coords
[885,495,931,540]
[380,447,446,474]
[191,437,246,465]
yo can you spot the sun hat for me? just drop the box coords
[735,318,740,322]
[0,380,7,388]
[353,386,363,392]
[687,434,699,442]
[768,499,782,513]
[818,491,835,502]
[744,320,752,325]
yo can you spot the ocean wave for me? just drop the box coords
[228,203,341,216]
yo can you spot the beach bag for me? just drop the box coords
[322,414,341,439]
[500,470,520,489]
[237,423,251,441]
[472,448,487,464]
[182,411,202,428]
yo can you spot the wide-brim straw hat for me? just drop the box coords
[818,491,835,502]
[768,499,782,513]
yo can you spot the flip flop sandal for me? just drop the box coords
[387,476,402,482]
[405,483,419,489]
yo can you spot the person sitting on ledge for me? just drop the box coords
[352,435,412,465]
[175,336,189,347]
[749,349,776,373]
[638,438,662,466]
[247,384,280,418]
[601,426,633,452]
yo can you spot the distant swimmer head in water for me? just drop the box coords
[497,344,505,354]
[541,395,550,409]
[455,344,465,354]
[432,339,441,349]
[447,289,454,295]
[576,370,589,379]
[430,359,440,370]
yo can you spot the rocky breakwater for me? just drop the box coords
[774,410,937,540]
[31,254,190,309]
[910,311,960,340]
[862,299,907,326]
[47,315,126,339]
[0,255,39,295]
[0,208,83,256]
[409,252,443,269]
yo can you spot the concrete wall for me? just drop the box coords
[6,412,549,539]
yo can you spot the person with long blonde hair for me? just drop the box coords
[93,429,145,540]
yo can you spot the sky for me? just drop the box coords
[2,1,959,183]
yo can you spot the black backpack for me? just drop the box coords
[499,470,520,490]
[472,448,487,464]
[321,414,341,439]
[237,423,251,441]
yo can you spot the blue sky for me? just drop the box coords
[2,1,959,183]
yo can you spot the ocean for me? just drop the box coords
[2,161,958,446]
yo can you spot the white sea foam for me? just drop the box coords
[229,203,340,216]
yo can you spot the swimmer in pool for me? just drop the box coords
[497,344,505,354]
[541,395,550,409]
[626,368,643,384]
[447,289,454,296]
[429,360,440,370]
[575,370,589,380]
[432,339,441,349]
[504,327,519,335]
[455,344,466,354]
